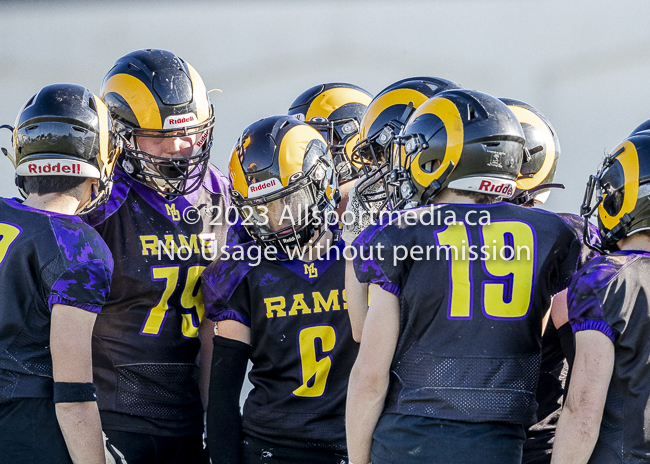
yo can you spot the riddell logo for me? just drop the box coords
[164,113,198,129]
[248,178,282,198]
[28,162,81,174]
[195,129,209,147]
[16,159,100,178]
[478,179,514,196]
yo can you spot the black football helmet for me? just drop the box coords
[229,115,339,255]
[500,98,563,205]
[352,76,462,211]
[391,89,525,208]
[630,119,650,136]
[4,83,120,213]
[581,133,650,251]
[288,83,372,182]
[101,49,214,197]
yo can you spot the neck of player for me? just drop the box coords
[617,232,650,253]
[22,179,95,215]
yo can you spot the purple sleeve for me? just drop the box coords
[201,257,252,326]
[351,223,401,296]
[567,265,616,343]
[48,260,112,313]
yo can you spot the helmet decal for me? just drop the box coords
[229,144,249,198]
[305,87,372,121]
[102,73,163,129]
[278,125,326,185]
[186,63,211,124]
[511,105,557,191]
[16,158,101,177]
[598,140,639,231]
[359,88,429,140]
[409,97,464,187]
[94,95,112,175]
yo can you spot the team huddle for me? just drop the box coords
[0,48,649,464]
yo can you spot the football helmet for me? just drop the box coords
[630,119,650,136]
[353,76,462,210]
[288,83,372,181]
[6,83,119,213]
[581,133,650,251]
[229,115,339,255]
[101,49,214,197]
[391,89,525,208]
[500,98,563,205]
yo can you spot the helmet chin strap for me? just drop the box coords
[419,162,455,205]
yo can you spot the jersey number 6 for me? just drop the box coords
[293,324,336,398]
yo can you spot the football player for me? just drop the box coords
[499,98,600,464]
[346,89,581,464]
[553,132,650,461]
[85,49,231,463]
[203,115,357,464]
[288,82,372,214]
[0,84,119,463]
[343,76,462,340]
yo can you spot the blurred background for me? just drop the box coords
[2,0,650,214]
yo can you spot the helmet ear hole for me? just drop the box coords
[468,106,478,120]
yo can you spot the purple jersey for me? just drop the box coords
[0,198,113,401]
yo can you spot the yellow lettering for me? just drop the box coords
[178,234,199,254]
[140,235,159,256]
[163,235,178,252]
[312,290,340,313]
[342,289,348,310]
[165,204,181,222]
[304,263,318,278]
[265,296,286,318]
[290,294,311,315]
[199,233,216,254]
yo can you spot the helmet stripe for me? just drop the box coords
[510,105,556,190]
[278,125,326,186]
[93,95,111,175]
[345,134,362,167]
[305,88,372,121]
[360,89,430,140]
[599,140,639,230]
[409,97,464,187]
[229,144,249,198]
[186,63,211,123]
[102,74,163,129]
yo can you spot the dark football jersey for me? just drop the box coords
[0,198,113,401]
[524,212,600,463]
[568,251,650,461]
[202,238,358,451]
[84,164,230,435]
[353,202,581,425]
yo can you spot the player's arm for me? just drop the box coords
[551,330,614,464]
[346,284,399,464]
[50,303,105,464]
[198,317,216,410]
[345,247,369,342]
[551,289,569,329]
[207,320,251,464]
